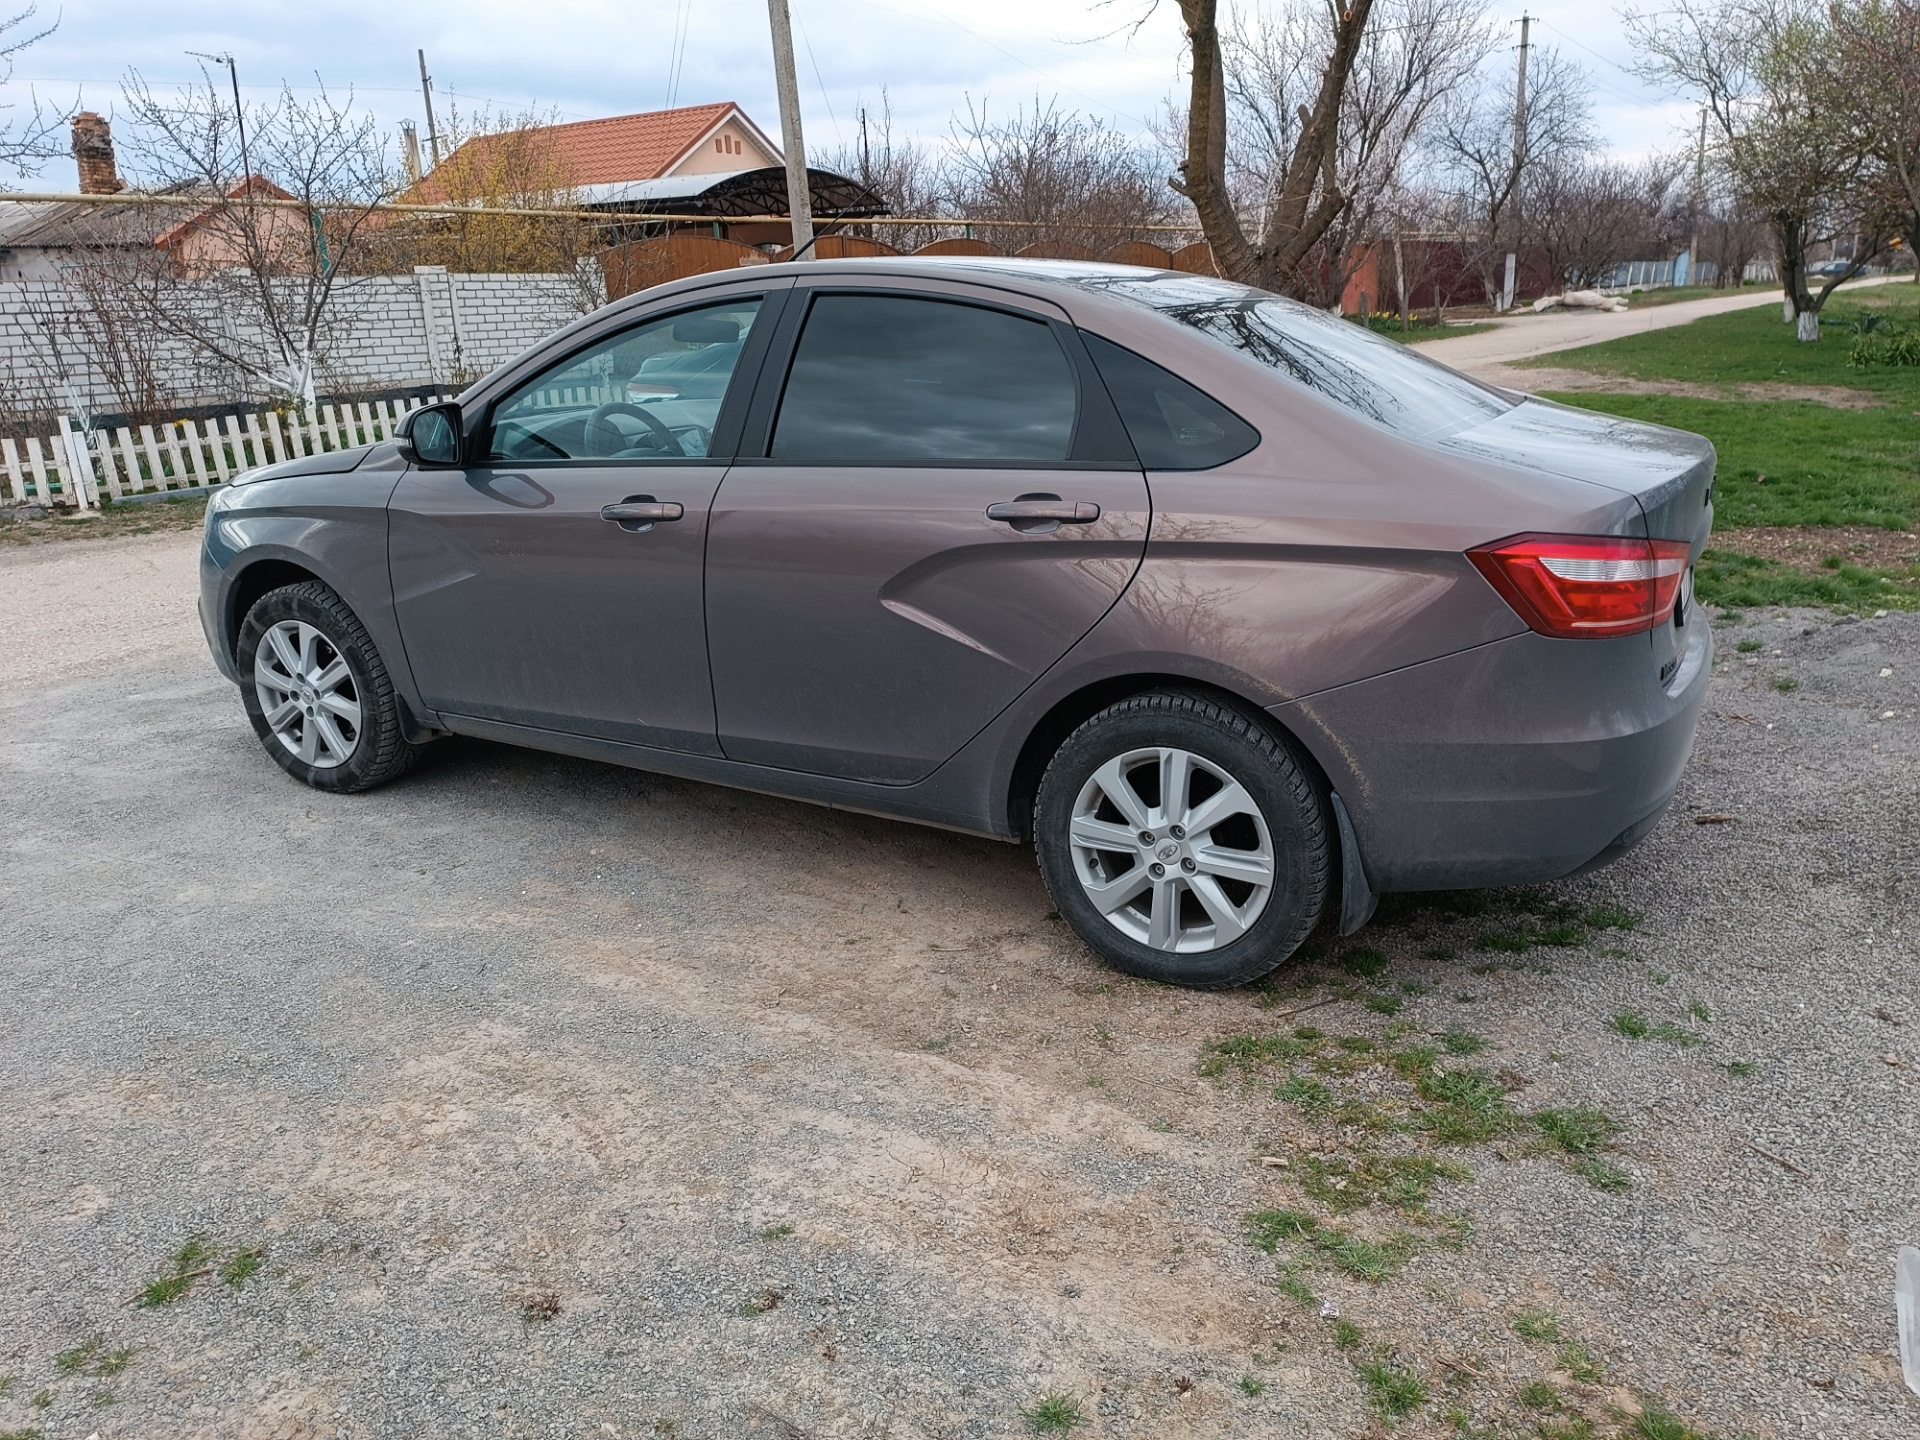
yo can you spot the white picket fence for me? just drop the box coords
[0,394,451,510]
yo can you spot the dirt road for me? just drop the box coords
[1,534,1914,1439]
[1416,275,1904,378]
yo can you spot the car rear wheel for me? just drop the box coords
[237,581,420,793]
[1034,690,1330,989]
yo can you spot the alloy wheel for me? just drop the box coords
[253,620,362,769]
[1067,745,1276,953]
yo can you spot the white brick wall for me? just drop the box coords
[0,268,598,418]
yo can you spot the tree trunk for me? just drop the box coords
[1796,310,1820,341]
[1174,0,1375,298]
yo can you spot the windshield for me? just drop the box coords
[1060,271,1513,441]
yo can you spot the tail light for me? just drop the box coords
[1468,533,1691,639]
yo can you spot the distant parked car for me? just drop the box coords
[1810,260,1855,279]
[199,258,1714,989]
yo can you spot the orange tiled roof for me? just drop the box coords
[427,103,763,193]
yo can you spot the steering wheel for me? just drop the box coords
[584,401,684,458]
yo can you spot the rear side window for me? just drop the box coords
[1081,333,1259,470]
[770,294,1078,463]
[1061,271,1513,441]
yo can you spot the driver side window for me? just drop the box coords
[486,298,763,464]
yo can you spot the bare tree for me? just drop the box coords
[1529,155,1684,291]
[1169,0,1389,293]
[1205,0,1491,306]
[816,93,950,252]
[1694,190,1771,287]
[100,68,394,401]
[1435,44,1594,305]
[1625,0,1888,339]
[946,96,1180,254]
[0,5,66,177]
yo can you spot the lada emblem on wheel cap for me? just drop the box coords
[1158,841,1180,860]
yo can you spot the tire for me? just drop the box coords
[236,581,420,793]
[1033,690,1330,989]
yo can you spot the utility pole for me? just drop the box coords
[766,0,815,259]
[1504,12,1530,311]
[418,49,442,169]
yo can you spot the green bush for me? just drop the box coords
[1847,330,1920,367]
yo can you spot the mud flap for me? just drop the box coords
[1331,791,1377,937]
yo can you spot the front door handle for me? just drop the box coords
[601,496,685,532]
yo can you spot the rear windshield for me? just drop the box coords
[1060,271,1514,441]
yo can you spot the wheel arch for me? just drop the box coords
[223,557,327,663]
[1003,672,1339,843]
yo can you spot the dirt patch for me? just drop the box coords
[1482,364,1886,409]
[1712,525,1920,571]
[1,495,208,545]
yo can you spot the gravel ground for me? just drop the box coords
[1,535,1915,1439]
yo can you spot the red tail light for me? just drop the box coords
[1468,533,1691,639]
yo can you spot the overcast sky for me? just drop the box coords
[7,0,1697,183]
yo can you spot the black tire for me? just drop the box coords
[236,581,420,793]
[1033,690,1330,989]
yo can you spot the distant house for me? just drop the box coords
[410,102,886,252]
[0,113,303,281]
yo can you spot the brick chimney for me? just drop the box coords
[72,112,125,195]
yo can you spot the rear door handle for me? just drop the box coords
[601,497,684,532]
[986,499,1101,524]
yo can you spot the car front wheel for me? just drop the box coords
[1034,690,1330,989]
[236,581,420,793]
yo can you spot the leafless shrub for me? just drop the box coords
[946,97,1187,255]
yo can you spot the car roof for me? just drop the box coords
[659,254,1179,307]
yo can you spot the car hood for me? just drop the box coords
[1435,397,1715,547]
[230,442,379,486]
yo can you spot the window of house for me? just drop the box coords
[770,294,1079,464]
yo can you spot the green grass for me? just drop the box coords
[1354,1357,1429,1420]
[1023,1392,1087,1433]
[1238,1373,1267,1396]
[1246,1208,1418,1283]
[136,1236,267,1308]
[1694,549,1920,613]
[1527,294,1920,531]
[1533,1106,1622,1156]
[1635,1406,1712,1440]
[1558,1342,1608,1382]
[1519,1378,1563,1410]
[1298,1150,1470,1215]
[1511,1308,1564,1343]
[52,1339,133,1379]
[1527,286,1920,393]
[1413,1067,1521,1144]
[1331,1317,1364,1349]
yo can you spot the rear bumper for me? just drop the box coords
[1272,615,1710,891]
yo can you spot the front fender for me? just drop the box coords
[202,468,423,719]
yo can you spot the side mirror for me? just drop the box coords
[397,402,464,467]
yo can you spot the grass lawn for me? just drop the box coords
[1525,284,1920,611]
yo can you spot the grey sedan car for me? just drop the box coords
[200,258,1713,988]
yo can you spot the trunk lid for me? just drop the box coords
[1437,396,1716,546]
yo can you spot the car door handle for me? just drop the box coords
[986,499,1101,524]
[601,498,684,531]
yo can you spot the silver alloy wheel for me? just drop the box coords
[253,620,362,769]
[1068,745,1276,953]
